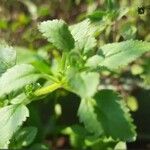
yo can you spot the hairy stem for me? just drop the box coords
[34,82,62,96]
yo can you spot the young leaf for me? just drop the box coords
[38,19,75,51]
[99,40,150,70]
[78,90,136,141]
[10,93,29,105]
[0,43,16,75]
[78,98,103,136]
[68,72,99,98]
[85,55,104,68]
[0,64,41,99]
[0,104,29,148]
[120,23,137,40]
[16,47,51,74]
[69,19,96,54]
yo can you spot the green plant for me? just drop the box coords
[0,19,150,149]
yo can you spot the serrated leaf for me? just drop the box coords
[99,40,150,70]
[78,98,103,136]
[0,104,29,148]
[0,43,16,75]
[69,19,96,54]
[94,90,136,141]
[78,90,136,141]
[10,126,37,148]
[68,72,99,98]
[0,64,41,99]
[38,19,75,51]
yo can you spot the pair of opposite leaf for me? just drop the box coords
[0,19,150,148]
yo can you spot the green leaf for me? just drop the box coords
[0,64,41,99]
[0,43,16,75]
[69,19,96,54]
[99,40,150,70]
[120,23,137,40]
[16,47,51,74]
[78,90,136,141]
[87,10,106,21]
[94,90,136,141]
[78,98,103,136]
[0,104,29,148]
[38,19,75,51]
[10,126,37,148]
[10,93,29,105]
[85,55,104,68]
[68,72,99,98]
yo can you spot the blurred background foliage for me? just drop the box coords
[0,0,150,149]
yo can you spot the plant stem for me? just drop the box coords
[34,82,62,96]
[60,52,67,72]
[41,74,59,82]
